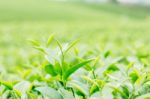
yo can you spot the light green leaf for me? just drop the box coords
[35,87,62,99]
[29,40,40,47]
[27,92,37,99]
[47,34,54,47]
[1,90,11,99]
[34,46,47,54]
[127,62,134,71]
[58,88,75,99]
[110,86,128,99]
[64,39,79,53]
[13,81,31,96]
[69,83,87,97]
[135,93,150,99]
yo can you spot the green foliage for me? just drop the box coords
[0,1,150,98]
[63,59,93,80]
[45,64,58,76]
[0,35,150,99]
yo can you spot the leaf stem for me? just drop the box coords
[92,70,96,79]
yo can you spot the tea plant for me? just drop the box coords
[0,35,150,99]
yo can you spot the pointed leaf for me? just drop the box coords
[13,81,31,95]
[107,64,119,72]
[69,83,87,96]
[29,40,40,47]
[90,84,99,95]
[1,81,13,90]
[34,46,47,54]
[104,50,111,58]
[64,39,79,53]
[46,34,54,47]
[63,59,94,80]
[129,70,139,84]
[45,64,58,76]
[58,88,75,99]
[35,87,62,99]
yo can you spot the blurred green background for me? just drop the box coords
[0,0,150,72]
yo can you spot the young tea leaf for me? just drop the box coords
[104,50,111,58]
[45,64,58,76]
[1,81,13,90]
[46,34,54,47]
[129,70,140,84]
[34,46,47,54]
[90,84,99,95]
[29,40,40,47]
[69,83,87,97]
[107,64,119,72]
[64,39,79,53]
[63,59,94,80]
[35,87,62,99]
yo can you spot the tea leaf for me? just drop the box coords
[47,34,54,47]
[45,64,58,76]
[64,39,79,53]
[90,84,99,95]
[129,70,140,84]
[29,40,40,47]
[35,87,62,99]
[63,59,94,80]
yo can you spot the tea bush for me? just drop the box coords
[0,35,149,99]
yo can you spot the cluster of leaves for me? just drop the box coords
[0,35,150,99]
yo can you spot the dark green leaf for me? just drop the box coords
[104,50,111,58]
[63,59,94,80]
[121,86,129,97]
[107,64,119,72]
[90,84,99,95]
[129,71,139,84]
[45,64,58,76]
